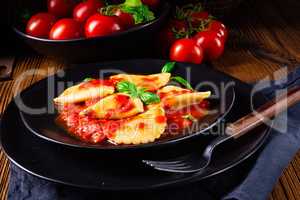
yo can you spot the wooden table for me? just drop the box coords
[0,0,300,199]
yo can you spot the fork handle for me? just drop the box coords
[226,86,300,139]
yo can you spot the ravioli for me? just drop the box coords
[108,105,167,145]
[110,73,171,91]
[157,85,192,99]
[53,80,114,105]
[80,93,144,119]
[158,86,211,110]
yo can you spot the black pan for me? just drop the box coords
[0,62,270,190]
[16,60,235,153]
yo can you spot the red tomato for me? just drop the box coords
[85,14,123,38]
[26,13,57,38]
[142,0,160,8]
[190,11,209,28]
[49,19,83,40]
[191,11,209,20]
[114,9,135,29]
[194,30,225,60]
[158,19,188,55]
[73,0,104,23]
[208,20,228,42]
[48,0,76,17]
[170,38,204,64]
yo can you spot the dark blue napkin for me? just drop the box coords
[224,68,300,200]
[7,68,300,200]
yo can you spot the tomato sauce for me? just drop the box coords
[165,99,210,131]
[79,79,114,89]
[158,89,191,99]
[142,76,159,82]
[56,95,210,144]
[57,103,123,143]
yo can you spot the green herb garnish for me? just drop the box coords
[83,77,94,82]
[161,62,176,73]
[100,0,155,24]
[139,91,161,105]
[171,76,193,90]
[116,81,160,105]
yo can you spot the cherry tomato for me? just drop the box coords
[85,14,123,38]
[26,13,57,38]
[207,20,228,42]
[73,0,104,23]
[170,38,204,64]
[48,0,76,17]
[194,30,225,60]
[191,11,209,20]
[142,0,160,8]
[190,11,209,28]
[114,9,135,29]
[158,19,188,55]
[49,19,83,40]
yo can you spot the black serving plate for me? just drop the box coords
[17,60,235,152]
[12,1,171,63]
[0,60,271,190]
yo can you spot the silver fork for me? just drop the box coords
[143,86,300,173]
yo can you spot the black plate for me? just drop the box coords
[17,60,235,152]
[12,1,171,63]
[0,60,271,190]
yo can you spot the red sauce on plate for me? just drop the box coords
[165,100,210,130]
[57,103,123,143]
[158,89,191,99]
[56,91,210,144]
[79,79,114,89]
[142,76,159,82]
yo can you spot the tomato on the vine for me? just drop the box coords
[194,30,225,60]
[26,13,57,38]
[49,19,83,40]
[170,38,204,64]
[158,19,188,55]
[85,14,123,38]
[48,0,76,17]
[73,0,104,23]
[191,11,209,20]
[207,20,228,42]
[190,11,209,28]
[114,9,135,29]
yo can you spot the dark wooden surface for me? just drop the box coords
[0,0,300,199]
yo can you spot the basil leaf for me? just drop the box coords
[161,62,176,73]
[171,76,193,90]
[124,0,143,7]
[83,77,94,82]
[116,81,138,97]
[139,92,160,105]
[121,4,155,24]
[116,81,160,104]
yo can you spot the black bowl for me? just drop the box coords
[12,1,171,63]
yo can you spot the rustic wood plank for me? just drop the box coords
[0,0,300,199]
[0,56,66,199]
[270,180,289,200]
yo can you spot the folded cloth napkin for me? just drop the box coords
[7,68,300,200]
[224,67,300,200]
